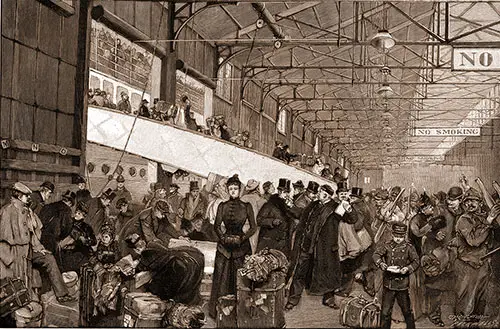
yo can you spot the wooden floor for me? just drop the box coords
[203,282,458,328]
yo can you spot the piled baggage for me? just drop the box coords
[122,292,170,328]
[339,294,381,328]
[41,271,80,327]
[0,278,30,318]
[216,248,288,328]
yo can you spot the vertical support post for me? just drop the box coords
[74,0,92,174]
[445,2,449,42]
[160,2,177,106]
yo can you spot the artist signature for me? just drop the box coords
[449,315,499,328]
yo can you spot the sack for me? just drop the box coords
[340,295,380,328]
[62,271,79,297]
[339,222,363,261]
[357,227,372,252]
[14,301,42,327]
[122,292,169,328]
[0,278,31,317]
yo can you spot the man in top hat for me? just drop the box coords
[30,181,55,215]
[295,181,319,209]
[111,174,132,216]
[257,178,297,257]
[336,181,350,202]
[85,188,116,237]
[241,179,266,254]
[116,91,132,113]
[292,180,305,202]
[452,188,497,319]
[373,222,419,329]
[178,181,208,228]
[75,175,91,205]
[38,190,76,255]
[287,184,356,310]
[0,182,76,303]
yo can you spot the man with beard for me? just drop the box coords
[256,179,296,258]
[178,181,208,229]
[144,182,167,208]
[452,188,495,320]
[286,185,355,310]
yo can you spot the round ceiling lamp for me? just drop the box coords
[370,30,396,53]
[377,84,394,98]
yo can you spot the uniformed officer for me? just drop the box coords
[373,222,419,329]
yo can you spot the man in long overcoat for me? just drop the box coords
[287,184,355,309]
[256,178,296,258]
[38,191,76,255]
[86,188,116,237]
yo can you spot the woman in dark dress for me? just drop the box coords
[208,174,257,318]
[60,202,97,272]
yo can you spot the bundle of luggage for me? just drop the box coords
[239,248,289,283]
[216,249,288,328]
[339,294,381,328]
[122,292,205,328]
[41,271,80,327]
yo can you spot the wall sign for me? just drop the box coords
[414,127,480,137]
[452,47,500,71]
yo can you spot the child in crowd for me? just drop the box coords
[96,223,119,266]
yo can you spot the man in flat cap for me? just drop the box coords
[86,188,116,237]
[452,188,500,321]
[30,181,55,215]
[0,183,75,304]
[116,91,132,114]
[178,181,208,230]
[166,183,183,230]
[111,175,132,216]
[373,222,419,329]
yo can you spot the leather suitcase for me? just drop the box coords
[216,295,237,328]
[122,292,168,327]
[14,301,43,327]
[339,295,380,328]
[236,270,286,328]
[0,278,31,317]
[41,291,79,327]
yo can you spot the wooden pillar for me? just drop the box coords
[160,3,177,105]
[74,0,92,174]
